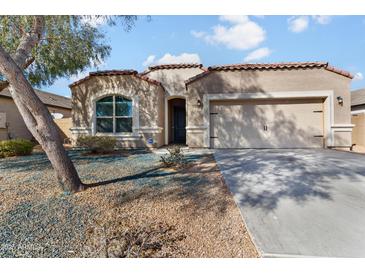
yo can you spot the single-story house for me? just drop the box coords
[351,88,365,151]
[0,88,72,140]
[69,62,354,149]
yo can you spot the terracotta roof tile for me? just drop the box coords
[89,70,138,76]
[0,88,71,109]
[325,65,353,79]
[185,62,353,85]
[208,62,327,71]
[184,70,211,85]
[69,70,163,88]
[135,74,163,86]
[148,63,204,71]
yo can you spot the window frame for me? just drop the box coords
[95,95,133,134]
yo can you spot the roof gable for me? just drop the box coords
[185,62,353,85]
[69,70,163,88]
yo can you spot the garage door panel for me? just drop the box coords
[211,104,268,148]
[210,99,324,149]
[264,102,324,148]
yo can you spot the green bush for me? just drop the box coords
[76,136,117,154]
[0,139,35,158]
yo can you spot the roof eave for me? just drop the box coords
[69,70,163,89]
[324,65,353,79]
[185,62,353,85]
[185,70,211,86]
[147,63,206,72]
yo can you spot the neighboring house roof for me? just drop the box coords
[185,62,354,85]
[0,88,71,109]
[351,88,365,106]
[69,69,163,88]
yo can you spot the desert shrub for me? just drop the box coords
[76,136,117,154]
[85,221,185,258]
[160,146,186,168]
[0,139,35,158]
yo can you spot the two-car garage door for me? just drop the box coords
[210,98,324,148]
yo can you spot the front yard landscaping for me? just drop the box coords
[0,149,258,258]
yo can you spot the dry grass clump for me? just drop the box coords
[83,211,186,258]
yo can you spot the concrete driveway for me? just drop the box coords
[214,149,365,257]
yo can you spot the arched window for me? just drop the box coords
[96,96,132,133]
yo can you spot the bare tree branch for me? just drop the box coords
[12,16,45,69]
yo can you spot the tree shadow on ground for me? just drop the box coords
[0,152,234,257]
[97,154,232,217]
[83,166,178,188]
[214,149,365,212]
[0,148,151,172]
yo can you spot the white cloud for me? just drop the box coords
[312,16,332,25]
[142,55,156,67]
[219,15,250,24]
[142,53,201,67]
[354,72,364,81]
[191,15,266,50]
[244,47,272,62]
[191,30,206,38]
[288,16,309,33]
[157,53,201,64]
[288,16,332,33]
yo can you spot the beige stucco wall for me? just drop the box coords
[0,97,32,140]
[333,131,352,147]
[186,68,352,148]
[352,113,365,149]
[144,67,204,145]
[0,96,71,141]
[145,67,204,96]
[71,74,165,148]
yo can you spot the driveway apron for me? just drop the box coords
[214,149,365,257]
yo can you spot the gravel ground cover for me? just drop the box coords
[0,149,258,258]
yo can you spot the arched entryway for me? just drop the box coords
[167,97,186,144]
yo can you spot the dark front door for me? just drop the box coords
[173,106,186,144]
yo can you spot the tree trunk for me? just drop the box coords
[0,45,84,193]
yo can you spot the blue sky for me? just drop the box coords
[44,15,365,97]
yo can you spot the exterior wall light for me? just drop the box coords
[337,96,344,106]
[197,99,202,107]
